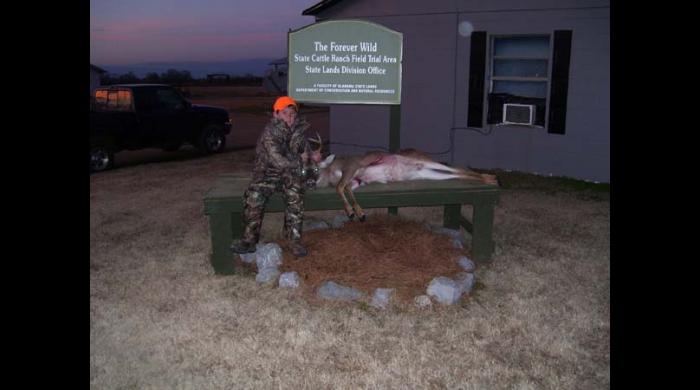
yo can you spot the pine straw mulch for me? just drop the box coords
[237,215,471,306]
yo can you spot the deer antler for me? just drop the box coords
[308,131,323,153]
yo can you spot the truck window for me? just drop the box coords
[117,90,133,112]
[92,89,133,112]
[155,88,185,110]
[107,91,119,109]
[94,90,108,106]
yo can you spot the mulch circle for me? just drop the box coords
[238,214,471,306]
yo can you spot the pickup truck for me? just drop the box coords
[90,84,232,172]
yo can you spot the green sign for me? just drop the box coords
[288,20,403,105]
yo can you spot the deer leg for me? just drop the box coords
[450,168,498,184]
[461,171,487,181]
[481,173,499,185]
[345,187,366,222]
[417,160,495,184]
[459,171,498,185]
[453,166,498,185]
[335,182,356,220]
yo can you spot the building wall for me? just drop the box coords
[314,0,610,182]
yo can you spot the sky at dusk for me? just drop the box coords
[90,0,319,66]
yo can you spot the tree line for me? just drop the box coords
[101,69,262,86]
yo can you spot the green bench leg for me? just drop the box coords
[208,212,243,275]
[444,203,495,262]
[388,206,398,216]
[443,204,461,230]
[471,200,496,262]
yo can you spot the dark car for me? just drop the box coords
[90,84,232,172]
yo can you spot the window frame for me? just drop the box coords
[486,34,553,128]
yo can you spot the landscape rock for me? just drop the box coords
[370,288,395,309]
[427,225,468,248]
[426,276,463,305]
[303,217,330,231]
[414,295,432,308]
[256,267,280,286]
[331,214,350,228]
[239,252,257,264]
[238,242,267,263]
[456,256,476,272]
[255,243,283,270]
[455,272,476,295]
[317,281,364,301]
[278,271,300,288]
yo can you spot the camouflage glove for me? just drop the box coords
[286,160,302,176]
[301,165,319,189]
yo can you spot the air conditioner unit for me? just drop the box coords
[502,103,535,125]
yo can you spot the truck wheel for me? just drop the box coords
[198,124,226,154]
[90,146,114,173]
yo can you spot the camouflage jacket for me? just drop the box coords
[252,116,312,180]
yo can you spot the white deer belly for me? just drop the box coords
[356,166,387,184]
[358,155,449,184]
[356,156,415,183]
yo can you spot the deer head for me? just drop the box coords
[306,132,324,164]
[302,132,325,189]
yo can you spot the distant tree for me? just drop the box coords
[144,72,161,83]
[160,69,193,85]
[229,73,262,86]
[116,71,140,84]
[180,70,193,83]
[101,73,119,85]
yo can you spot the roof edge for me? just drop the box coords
[90,64,107,73]
[301,0,344,16]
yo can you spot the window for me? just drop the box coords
[467,30,572,134]
[487,35,550,127]
[155,88,185,110]
[94,90,108,106]
[117,90,133,111]
[92,89,132,112]
[107,91,119,109]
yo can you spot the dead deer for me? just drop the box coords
[306,134,498,221]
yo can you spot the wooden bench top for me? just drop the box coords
[203,174,500,214]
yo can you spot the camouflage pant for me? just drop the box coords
[241,174,305,246]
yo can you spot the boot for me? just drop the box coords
[230,240,256,254]
[290,241,308,257]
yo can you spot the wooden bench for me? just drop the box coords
[203,174,500,275]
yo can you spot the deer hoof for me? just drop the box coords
[359,215,367,222]
[348,213,355,221]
